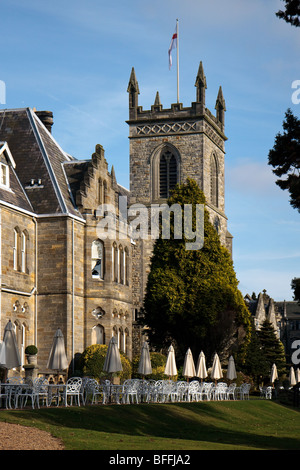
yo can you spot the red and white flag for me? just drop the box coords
[168,25,177,70]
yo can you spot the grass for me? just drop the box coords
[0,399,299,450]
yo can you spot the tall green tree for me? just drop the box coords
[291,277,300,304]
[268,109,300,213]
[142,179,251,364]
[276,0,300,27]
[258,320,286,377]
[240,319,270,386]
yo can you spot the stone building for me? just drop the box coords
[127,62,232,318]
[0,108,133,376]
[0,61,232,375]
[244,290,300,361]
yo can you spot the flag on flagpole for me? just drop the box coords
[168,24,178,70]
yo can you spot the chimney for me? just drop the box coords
[35,110,54,133]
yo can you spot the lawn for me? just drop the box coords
[0,400,299,451]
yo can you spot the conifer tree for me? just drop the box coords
[142,179,251,363]
[240,319,269,386]
[258,320,286,376]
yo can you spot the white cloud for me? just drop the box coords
[227,158,279,196]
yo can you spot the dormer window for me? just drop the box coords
[0,142,16,190]
[0,162,9,187]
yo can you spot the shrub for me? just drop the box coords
[25,345,38,355]
[80,344,131,382]
[132,351,169,380]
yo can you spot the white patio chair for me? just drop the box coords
[227,383,237,400]
[200,382,214,401]
[161,381,174,403]
[85,379,102,405]
[187,380,201,402]
[63,377,82,406]
[14,379,35,409]
[151,380,164,403]
[214,382,228,400]
[34,378,50,408]
[238,383,251,400]
[176,381,189,402]
[122,379,139,404]
[0,383,10,409]
[102,380,111,404]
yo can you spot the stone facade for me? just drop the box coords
[127,63,232,313]
[245,290,300,361]
[0,62,232,375]
[0,110,133,377]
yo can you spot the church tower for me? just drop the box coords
[127,62,232,319]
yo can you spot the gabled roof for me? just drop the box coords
[0,140,33,212]
[0,108,84,219]
[0,141,16,168]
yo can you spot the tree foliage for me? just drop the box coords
[240,319,270,385]
[291,277,300,304]
[276,0,300,27]
[268,109,300,212]
[258,320,286,377]
[142,179,251,364]
[80,344,132,381]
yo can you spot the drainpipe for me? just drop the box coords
[0,207,2,335]
[72,218,75,373]
[33,217,38,346]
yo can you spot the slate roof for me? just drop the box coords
[0,108,84,219]
[275,301,300,320]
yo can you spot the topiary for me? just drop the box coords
[25,345,38,355]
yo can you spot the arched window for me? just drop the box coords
[21,231,29,273]
[113,243,118,282]
[210,154,219,207]
[151,144,181,201]
[119,245,124,284]
[159,149,178,198]
[13,228,19,270]
[91,239,104,279]
[91,325,105,345]
[98,178,103,204]
[124,247,129,286]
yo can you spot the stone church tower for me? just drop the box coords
[127,62,233,320]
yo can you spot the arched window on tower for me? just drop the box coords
[91,239,104,279]
[159,149,178,198]
[210,154,219,207]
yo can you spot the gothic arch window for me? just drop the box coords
[98,178,103,204]
[119,245,124,284]
[214,216,221,234]
[91,324,105,345]
[124,247,129,286]
[21,230,29,273]
[91,239,104,279]
[13,228,19,270]
[124,328,129,355]
[103,180,108,204]
[159,149,178,198]
[112,242,118,282]
[151,144,181,200]
[210,153,219,207]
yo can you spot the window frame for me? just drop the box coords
[91,239,104,280]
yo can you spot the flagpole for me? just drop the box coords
[176,18,179,103]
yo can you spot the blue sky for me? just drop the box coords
[1,0,300,300]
